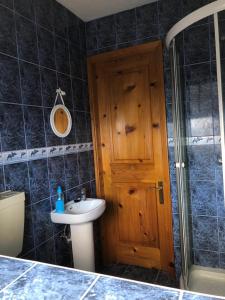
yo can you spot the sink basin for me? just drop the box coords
[50,198,106,272]
[51,198,105,225]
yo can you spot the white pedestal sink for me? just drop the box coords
[50,198,105,272]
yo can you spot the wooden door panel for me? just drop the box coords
[117,244,161,269]
[110,67,153,162]
[111,164,157,183]
[115,183,159,248]
[88,41,175,274]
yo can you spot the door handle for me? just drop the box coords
[157,181,164,204]
[150,181,164,204]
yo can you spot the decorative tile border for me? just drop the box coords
[0,143,93,166]
[168,136,221,147]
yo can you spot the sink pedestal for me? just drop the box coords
[70,222,95,272]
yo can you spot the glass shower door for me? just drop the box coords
[170,38,192,288]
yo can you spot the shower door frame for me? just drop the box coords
[166,0,225,287]
[170,39,191,288]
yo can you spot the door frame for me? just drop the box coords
[87,41,175,274]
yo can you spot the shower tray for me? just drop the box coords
[188,265,225,297]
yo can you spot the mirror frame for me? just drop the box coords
[50,104,72,138]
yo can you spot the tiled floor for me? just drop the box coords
[97,264,179,289]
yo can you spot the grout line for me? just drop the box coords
[154,269,160,283]
[0,262,37,293]
[80,275,100,300]
[179,290,184,300]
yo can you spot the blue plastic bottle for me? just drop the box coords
[55,186,64,213]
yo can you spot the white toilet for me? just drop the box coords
[0,191,25,257]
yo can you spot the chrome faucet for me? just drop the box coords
[80,188,86,201]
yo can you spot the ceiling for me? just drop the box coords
[57,0,157,22]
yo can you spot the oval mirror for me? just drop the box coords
[50,104,72,138]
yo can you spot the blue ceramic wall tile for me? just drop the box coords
[55,36,70,75]
[74,112,88,143]
[28,159,49,204]
[15,14,38,64]
[0,5,17,56]
[48,155,66,193]
[0,0,13,9]
[194,249,219,268]
[174,246,181,279]
[85,276,180,299]
[86,113,92,142]
[187,145,215,181]
[65,186,80,202]
[184,63,211,104]
[171,181,178,214]
[0,54,21,104]
[40,67,57,107]
[67,11,80,46]
[0,257,33,290]
[187,99,214,138]
[38,26,55,69]
[34,0,54,32]
[54,233,73,268]
[21,249,36,261]
[0,104,25,151]
[86,21,98,51]
[97,15,116,49]
[72,78,84,111]
[90,180,97,198]
[216,167,225,218]
[83,82,90,111]
[168,146,176,181]
[4,162,30,205]
[116,9,136,44]
[53,1,68,39]
[32,198,53,246]
[159,0,182,35]
[172,213,180,248]
[184,24,210,64]
[218,218,225,252]
[136,3,159,39]
[166,104,173,138]
[69,44,82,78]
[164,69,172,104]
[79,19,86,50]
[20,61,42,106]
[57,73,73,109]
[21,205,35,255]
[78,151,90,183]
[191,181,217,216]
[64,154,79,190]
[192,216,218,251]
[35,237,56,264]
[24,106,45,149]
[0,166,5,192]
[14,0,35,21]
[219,252,225,269]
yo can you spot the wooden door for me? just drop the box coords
[88,41,174,274]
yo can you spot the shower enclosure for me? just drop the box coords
[166,0,225,296]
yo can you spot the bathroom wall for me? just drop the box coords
[86,0,225,276]
[0,0,223,276]
[0,0,95,267]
